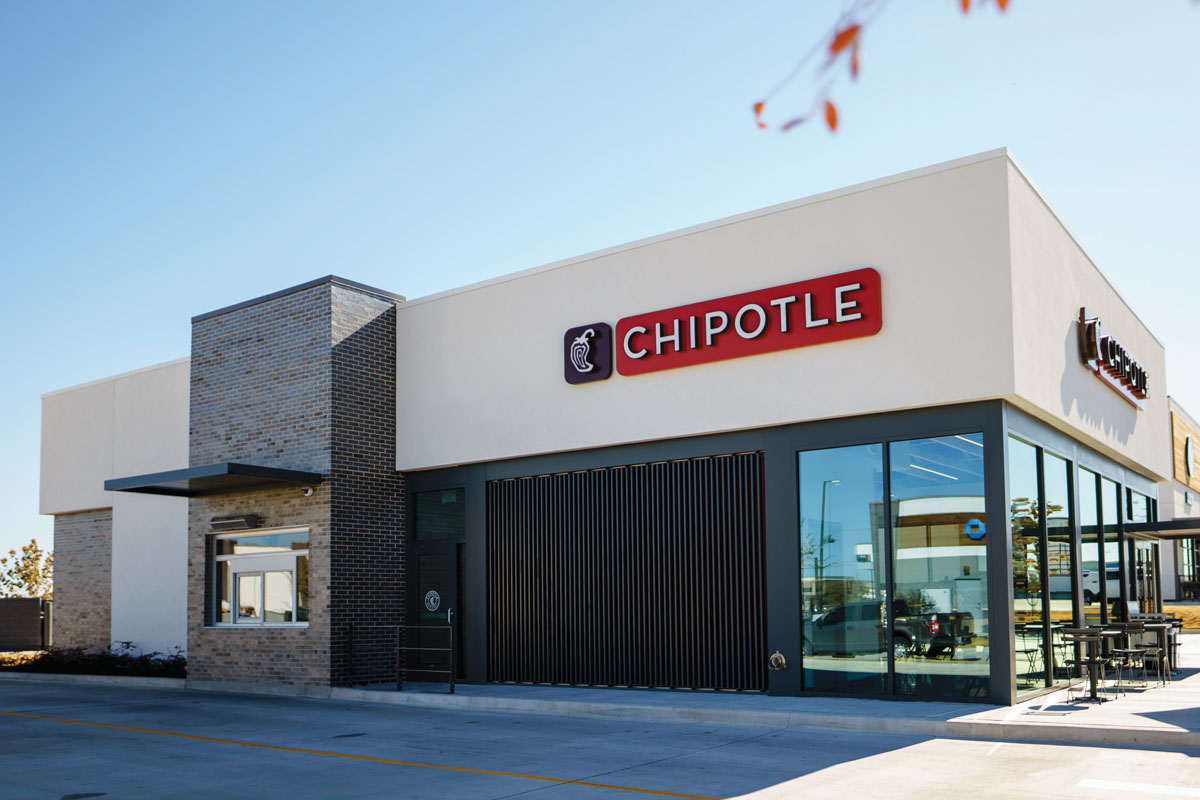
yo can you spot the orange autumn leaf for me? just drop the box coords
[829,24,861,57]
[996,0,1009,9]
[824,100,838,131]
[961,0,970,11]
[753,100,767,129]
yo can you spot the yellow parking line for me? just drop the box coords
[1,710,722,800]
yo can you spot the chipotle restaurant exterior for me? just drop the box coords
[39,149,1180,705]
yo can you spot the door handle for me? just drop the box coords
[447,607,454,625]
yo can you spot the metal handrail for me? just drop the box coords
[396,622,455,694]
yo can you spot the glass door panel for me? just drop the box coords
[1102,477,1122,620]
[1079,470,1102,626]
[1044,452,1073,683]
[1009,438,1044,690]
[1136,542,1157,614]
[892,434,988,698]
[799,444,886,694]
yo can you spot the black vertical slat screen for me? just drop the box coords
[487,451,766,691]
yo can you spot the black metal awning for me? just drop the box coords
[104,463,323,498]
[1124,518,1200,540]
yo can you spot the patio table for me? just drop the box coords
[1062,628,1113,703]
[1143,623,1173,681]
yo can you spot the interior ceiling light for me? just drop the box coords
[909,463,958,481]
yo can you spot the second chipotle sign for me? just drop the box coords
[613,267,882,376]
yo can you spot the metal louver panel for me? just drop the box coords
[487,452,766,691]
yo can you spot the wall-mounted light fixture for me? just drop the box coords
[210,514,259,532]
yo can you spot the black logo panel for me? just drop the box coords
[564,322,612,384]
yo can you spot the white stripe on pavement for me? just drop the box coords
[1077,779,1200,797]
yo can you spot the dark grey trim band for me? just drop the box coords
[192,275,405,323]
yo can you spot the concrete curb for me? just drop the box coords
[0,671,185,689]
[187,679,337,698]
[4,672,1196,752]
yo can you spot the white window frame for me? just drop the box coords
[211,526,309,628]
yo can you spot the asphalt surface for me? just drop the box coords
[2,681,1200,799]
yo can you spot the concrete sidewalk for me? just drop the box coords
[5,636,1197,752]
[323,634,1200,751]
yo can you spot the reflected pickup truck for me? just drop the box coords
[892,599,973,659]
[804,600,973,660]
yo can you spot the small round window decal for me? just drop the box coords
[424,590,441,612]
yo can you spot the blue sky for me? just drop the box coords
[1,1,1197,560]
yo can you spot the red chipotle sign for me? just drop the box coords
[614,267,882,376]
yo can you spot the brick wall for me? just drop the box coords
[329,285,404,685]
[186,278,403,687]
[187,485,331,685]
[52,508,112,651]
[190,284,333,471]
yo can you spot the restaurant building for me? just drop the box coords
[1160,398,1200,601]
[39,149,1191,705]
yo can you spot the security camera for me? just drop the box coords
[301,487,314,497]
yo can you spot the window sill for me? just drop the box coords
[206,623,310,630]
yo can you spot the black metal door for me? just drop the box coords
[407,541,459,679]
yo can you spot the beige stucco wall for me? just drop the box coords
[396,151,1016,471]
[41,357,190,515]
[111,492,188,655]
[41,357,190,654]
[1006,161,1169,481]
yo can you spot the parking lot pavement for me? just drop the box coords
[2,681,1200,799]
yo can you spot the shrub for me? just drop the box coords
[0,643,186,678]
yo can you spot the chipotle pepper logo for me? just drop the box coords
[563,322,612,384]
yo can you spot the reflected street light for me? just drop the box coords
[817,479,840,602]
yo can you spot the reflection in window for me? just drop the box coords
[1135,541,1157,613]
[237,574,262,621]
[891,433,988,698]
[1103,477,1122,620]
[1009,437,1043,691]
[217,562,232,624]
[1079,469,1102,625]
[415,489,466,541]
[1182,539,1200,600]
[217,532,309,555]
[213,528,310,627]
[799,444,886,694]
[1128,491,1148,524]
[297,556,310,622]
[1044,452,1074,683]
[264,571,294,622]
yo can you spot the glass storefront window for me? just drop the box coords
[1102,477,1122,619]
[1135,541,1157,613]
[798,434,988,699]
[1079,469,1101,624]
[1043,452,1073,682]
[1008,437,1044,691]
[891,433,988,698]
[1128,491,1148,524]
[799,444,886,694]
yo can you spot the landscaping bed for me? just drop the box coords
[0,647,186,678]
